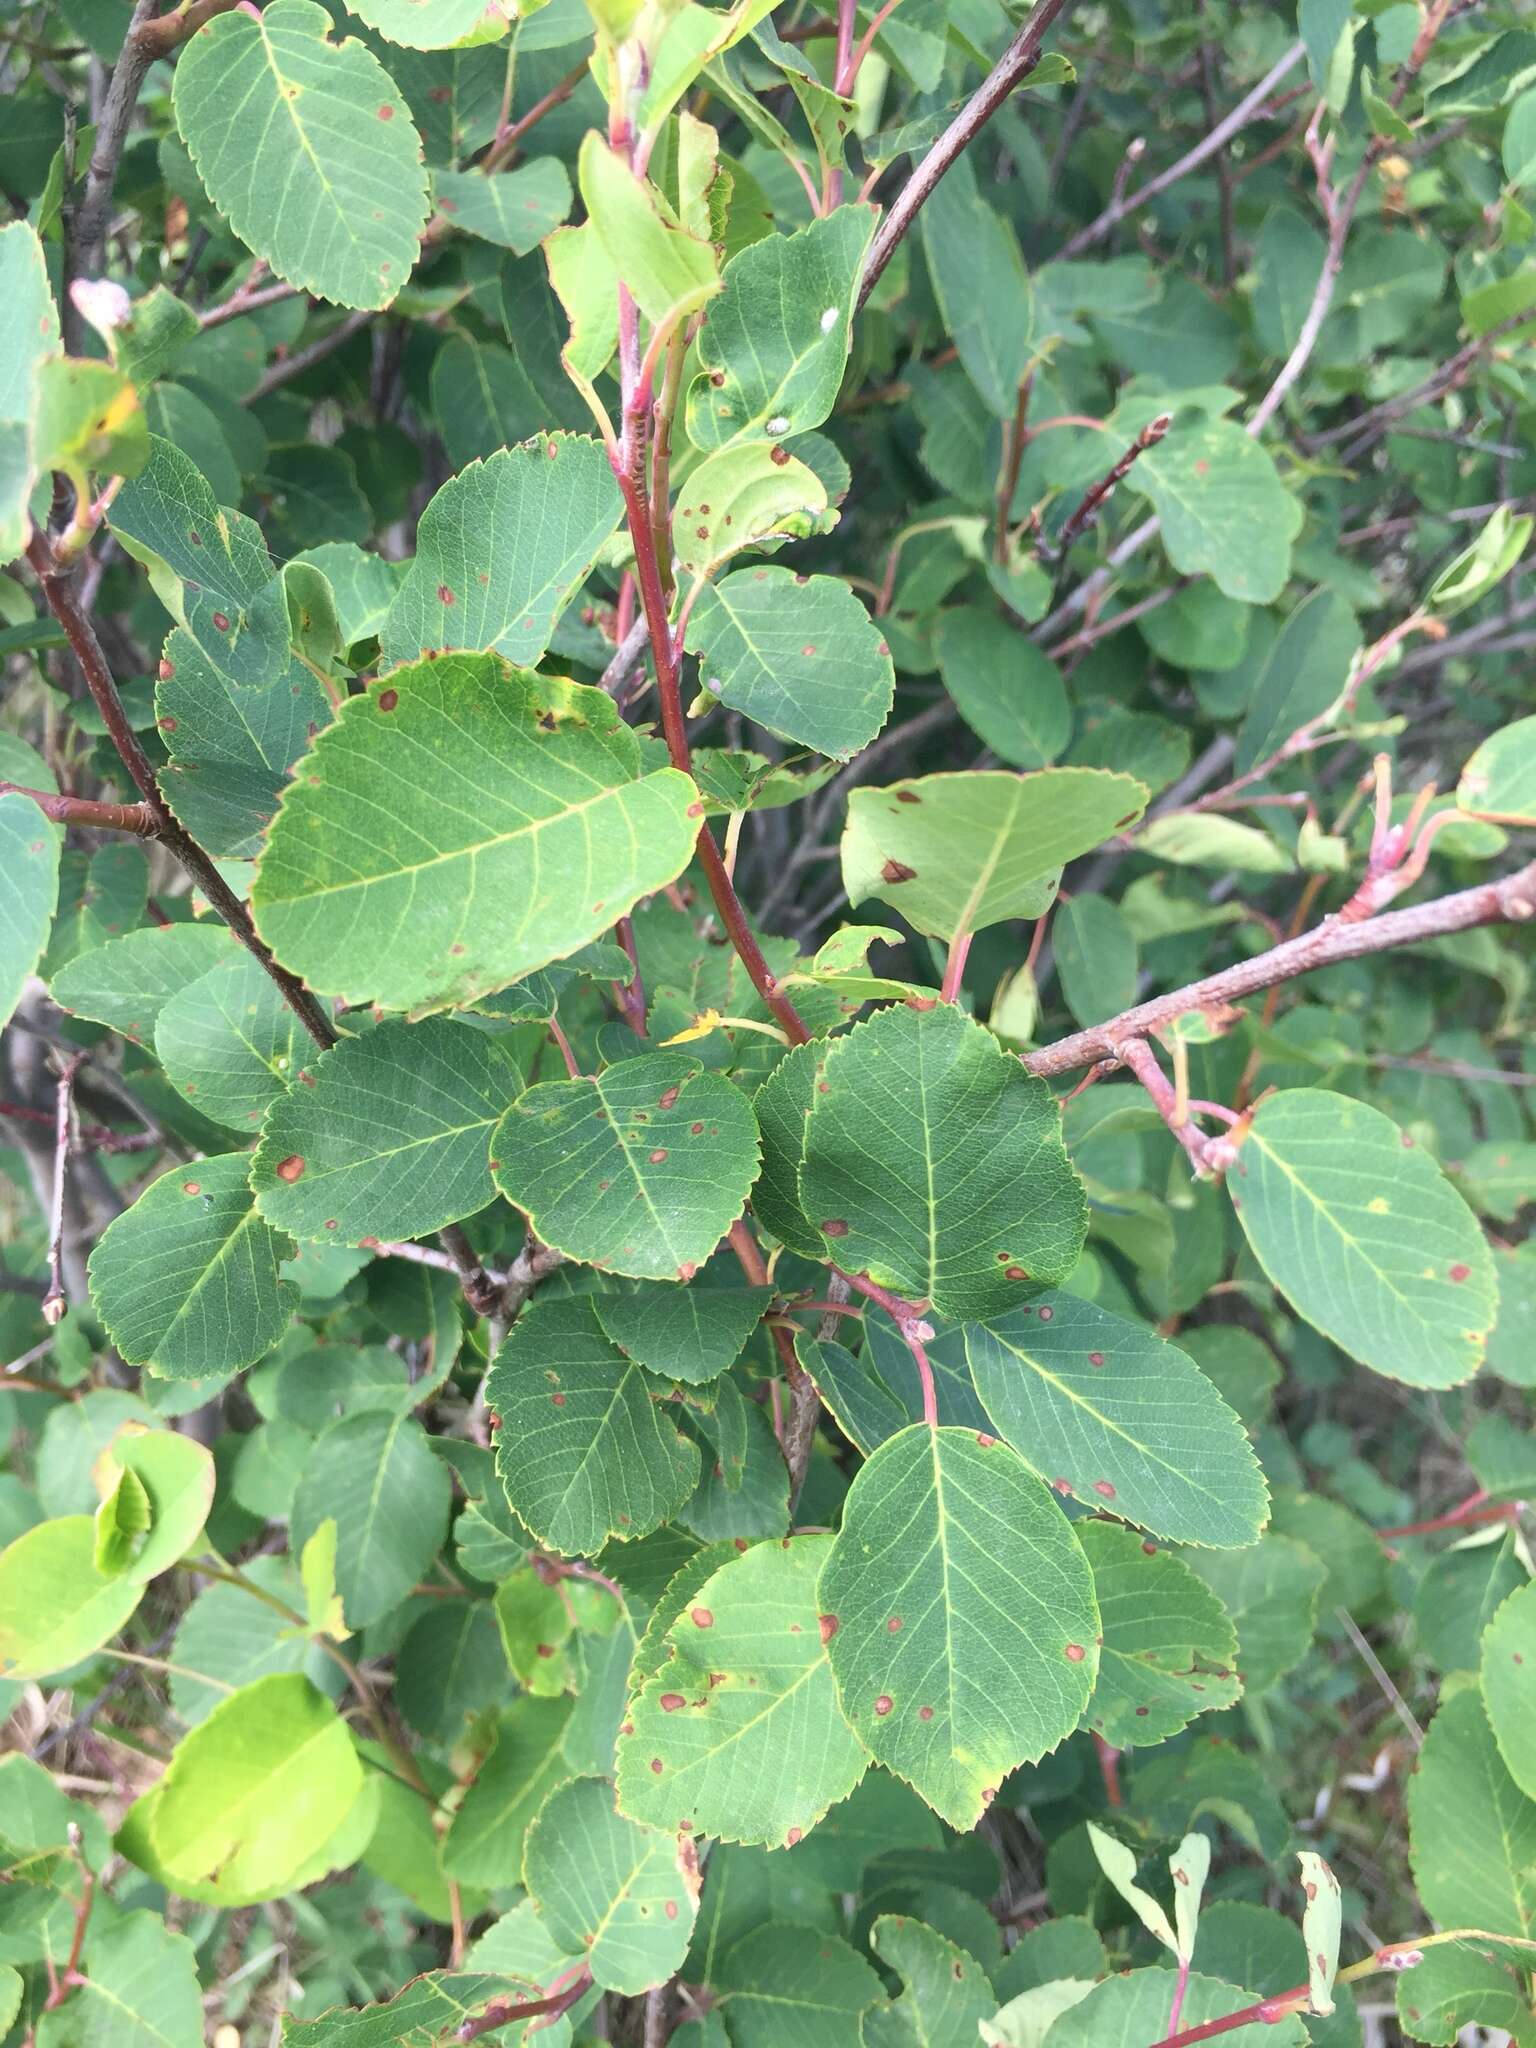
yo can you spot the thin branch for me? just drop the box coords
[41,1054,86,1326]
[1045,413,1170,557]
[456,1971,592,2042]
[69,0,159,289]
[1056,41,1305,261]
[857,0,1079,312]
[245,312,371,405]
[0,781,157,836]
[26,532,338,1052]
[1022,859,1536,1079]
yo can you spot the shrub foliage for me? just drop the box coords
[1,0,1535,2040]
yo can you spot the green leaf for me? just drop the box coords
[1086,1820,1177,1949]
[818,1426,1098,1829]
[934,609,1069,768]
[156,628,333,859]
[713,1924,882,2046]
[1078,1520,1242,1746]
[686,206,875,449]
[1396,1939,1536,2046]
[981,1982,1097,2048]
[491,1052,760,1280]
[111,436,290,685]
[281,1972,555,2047]
[1183,1534,1325,1695]
[0,1515,143,1679]
[1055,896,1137,1028]
[1229,1089,1498,1387]
[1233,588,1360,777]
[800,1005,1086,1319]
[95,1462,153,1576]
[0,790,60,1035]
[1044,1969,1308,2048]
[88,1154,299,1380]
[252,1017,514,1242]
[751,1040,827,1258]
[299,1519,348,1641]
[441,1696,574,1885]
[965,1295,1266,1545]
[685,568,893,761]
[172,0,430,309]
[1409,1686,1536,1937]
[1482,1580,1536,1801]
[98,1427,216,1583]
[155,953,306,1132]
[48,921,233,1046]
[382,436,622,670]
[169,1564,331,1728]
[347,0,508,48]
[0,220,59,559]
[288,542,400,645]
[151,1673,363,1900]
[32,358,148,487]
[34,1910,203,2048]
[617,1533,868,1847]
[253,656,698,1014]
[842,768,1148,942]
[486,1297,700,1553]
[1136,419,1302,604]
[1137,812,1293,873]
[523,1775,698,1994]
[432,333,545,467]
[290,1409,451,1626]
[1459,713,1536,824]
[595,1283,772,1385]
[1297,1850,1341,2017]
[673,443,830,580]
[434,158,572,252]
[579,132,719,327]
[920,154,1033,417]
[863,1915,996,2047]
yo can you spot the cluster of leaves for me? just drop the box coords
[2,0,1536,2040]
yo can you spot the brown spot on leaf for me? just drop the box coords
[1094,1479,1117,1498]
[650,1148,669,1163]
[821,1219,849,1237]
[1065,1643,1086,1661]
[1449,1262,1471,1281]
[874,1694,893,1716]
[211,611,230,632]
[819,1614,839,1643]
[886,1616,903,1633]
[275,1155,305,1182]
[659,1086,680,1110]
[691,1606,714,1628]
[182,1180,201,1196]
[378,688,399,712]
[881,858,917,884]
[378,102,394,117]
[919,1704,934,1720]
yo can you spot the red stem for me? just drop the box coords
[1377,1491,1520,1540]
[1146,1984,1309,2047]
[1093,1731,1123,1807]
[612,465,811,1049]
[0,781,157,836]
[836,1268,938,1426]
[456,1971,592,2042]
[940,930,972,1005]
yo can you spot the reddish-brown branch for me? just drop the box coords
[612,460,811,1047]
[1377,1490,1521,1540]
[1024,860,1536,1079]
[0,781,157,837]
[27,534,338,1053]
[1,1103,157,1154]
[457,1970,592,2041]
[857,0,1078,310]
[1047,413,1170,557]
